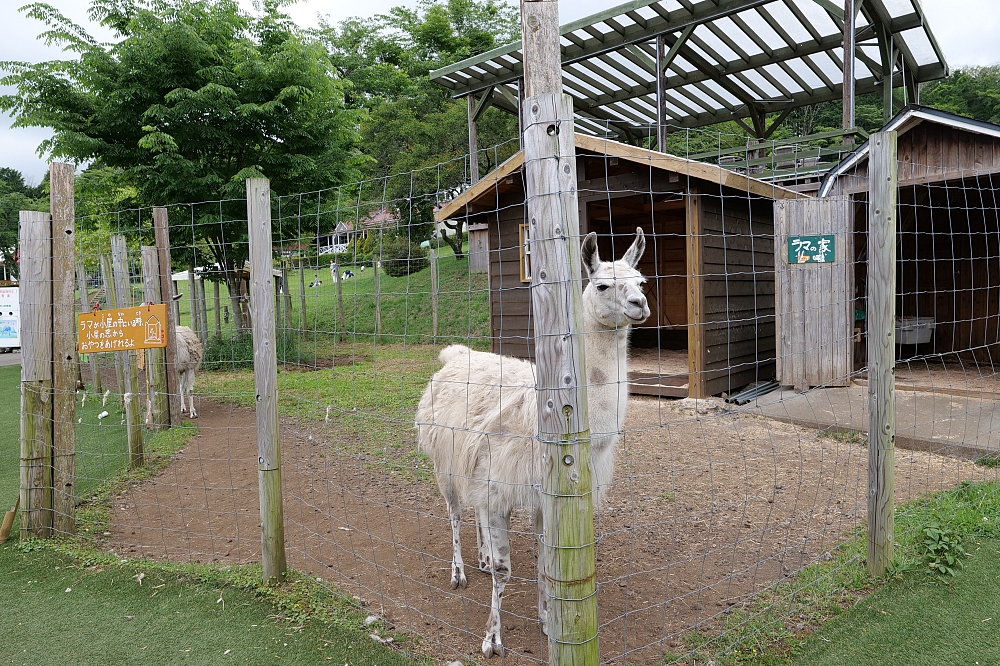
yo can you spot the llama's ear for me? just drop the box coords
[581,232,601,275]
[622,227,646,268]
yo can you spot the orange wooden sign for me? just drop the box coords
[78,304,169,353]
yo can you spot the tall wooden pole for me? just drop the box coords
[111,235,144,467]
[153,207,181,426]
[188,261,201,339]
[656,34,667,153]
[213,279,221,337]
[50,163,76,534]
[281,259,293,330]
[429,249,439,340]
[867,131,897,576]
[19,210,53,538]
[76,260,101,394]
[333,263,345,341]
[100,254,126,398]
[141,246,169,431]
[467,95,480,184]
[298,257,307,330]
[843,0,856,144]
[373,260,382,338]
[521,0,598,663]
[246,177,287,585]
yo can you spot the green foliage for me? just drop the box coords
[379,234,429,277]
[920,518,967,582]
[0,167,48,279]
[922,66,1000,125]
[975,453,1000,468]
[202,331,308,370]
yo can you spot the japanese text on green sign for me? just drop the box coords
[788,235,835,264]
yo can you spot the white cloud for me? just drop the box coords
[1,0,998,183]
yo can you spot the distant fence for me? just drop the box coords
[14,120,1000,665]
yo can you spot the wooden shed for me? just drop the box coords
[437,134,801,398]
[818,105,1000,371]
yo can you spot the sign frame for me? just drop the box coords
[78,304,169,353]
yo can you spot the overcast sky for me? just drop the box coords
[2,0,998,183]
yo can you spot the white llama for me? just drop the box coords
[144,325,204,425]
[415,228,649,657]
[175,325,203,418]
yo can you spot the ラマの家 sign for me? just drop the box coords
[787,235,835,264]
[78,304,169,353]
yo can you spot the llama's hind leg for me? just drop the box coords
[185,370,197,418]
[480,508,512,658]
[447,499,467,589]
[476,515,490,572]
[534,507,549,636]
[178,370,187,414]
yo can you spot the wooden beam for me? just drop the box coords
[843,0,856,142]
[141,246,169,431]
[468,94,480,184]
[520,0,597,662]
[246,177,287,585]
[867,130,897,577]
[153,207,181,426]
[50,162,76,535]
[685,189,705,398]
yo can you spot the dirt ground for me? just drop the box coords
[105,391,985,665]
[628,347,688,377]
[894,353,1000,394]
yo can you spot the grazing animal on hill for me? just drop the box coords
[415,229,649,657]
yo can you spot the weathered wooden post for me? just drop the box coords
[867,130,897,576]
[153,207,181,426]
[298,257,307,330]
[246,177,287,584]
[429,248,439,339]
[111,235,144,467]
[141,246,170,431]
[213,280,221,337]
[50,162,77,534]
[521,0,598,662]
[281,260,293,329]
[198,275,209,342]
[373,259,382,338]
[100,254,126,397]
[333,263,346,341]
[188,261,201,339]
[19,210,53,538]
[76,260,101,394]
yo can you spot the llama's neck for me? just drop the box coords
[583,323,631,441]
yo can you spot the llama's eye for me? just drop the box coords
[596,284,609,292]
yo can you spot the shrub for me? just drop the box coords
[202,331,306,370]
[377,234,429,277]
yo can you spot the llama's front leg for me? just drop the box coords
[534,507,549,636]
[447,502,467,589]
[187,377,198,418]
[178,372,187,414]
[481,510,512,658]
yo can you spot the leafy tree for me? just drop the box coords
[0,168,48,280]
[322,0,520,257]
[921,66,1000,125]
[1,0,362,329]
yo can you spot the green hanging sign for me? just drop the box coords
[787,234,835,264]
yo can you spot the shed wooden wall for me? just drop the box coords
[697,193,777,396]
[827,122,1000,196]
[488,204,534,359]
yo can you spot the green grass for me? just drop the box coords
[0,541,416,665]
[677,481,1000,665]
[0,361,418,666]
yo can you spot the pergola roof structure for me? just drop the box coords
[429,0,948,140]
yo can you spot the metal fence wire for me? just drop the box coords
[16,121,1000,665]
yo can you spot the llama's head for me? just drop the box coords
[581,228,650,329]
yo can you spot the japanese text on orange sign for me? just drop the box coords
[78,304,169,353]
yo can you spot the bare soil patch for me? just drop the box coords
[105,392,982,664]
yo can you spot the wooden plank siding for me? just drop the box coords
[827,122,1000,197]
[488,202,534,360]
[698,194,777,396]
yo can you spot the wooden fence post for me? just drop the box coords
[100,254,126,397]
[213,280,221,337]
[198,274,209,342]
[429,249,439,340]
[281,260,293,330]
[188,261,201,339]
[333,263,345,341]
[373,260,382,338]
[111,235,144,467]
[298,257,307,330]
[867,130,897,576]
[76,260,101,394]
[50,163,77,534]
[153,207,181,426]
[520,0,598,662]
[246,177,287,584]
[19,210,53,538]
[141,246,170,431]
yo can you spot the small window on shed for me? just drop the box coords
[519,223,531,283]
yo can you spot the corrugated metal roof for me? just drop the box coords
[430,0,948,137]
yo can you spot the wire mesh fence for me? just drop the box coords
[15,120,1000,664]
